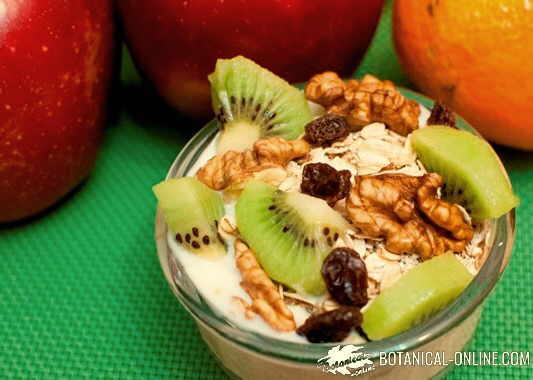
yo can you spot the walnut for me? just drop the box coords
[235,240,296,332]
[196,137,310,191]
[225,166,288,198]
[385,219,466,260]
[346,174,423,237]
[218,215,238,241]
[304,71,346,107]
[306,73,420,136]
[345,75,420,136]
[232,296,256,319]
[196,150,257,190]
[417,173,473,241]
[253,137,310,166]
[346,174,470,260]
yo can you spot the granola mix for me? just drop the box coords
[184,72,490,340]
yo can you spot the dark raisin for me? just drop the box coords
[321,247,368,307]
[300,163,352,206]
[304,114,349,146]
[297,307,362,343]
[176,233,183,244]
[427,101,456,127]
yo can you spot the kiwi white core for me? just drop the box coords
[218,120,261,153]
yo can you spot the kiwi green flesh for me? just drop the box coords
[209,56,312,153]
[362,253,473,340]
[153,177,225,258]
[236,181,350,295]
[411,126,519,220]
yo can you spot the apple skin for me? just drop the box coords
[118,0,384,119]
[0,0,115,223]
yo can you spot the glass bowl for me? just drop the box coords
[154,89,515,379]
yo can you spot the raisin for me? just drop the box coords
[300,163,352,206]
[321,247,368,307]
[297,306,362,343]
[304,114,349,146]
[427,101,456,127]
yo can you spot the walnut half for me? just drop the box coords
[235,240,296,332]
[305,72,420,136]
[346,174,471,260]
[196,137,310,191]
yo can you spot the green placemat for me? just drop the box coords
[1,1,531,378]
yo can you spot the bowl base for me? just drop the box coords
[195,308,482,380]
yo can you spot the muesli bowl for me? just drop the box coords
[155,89,515,379]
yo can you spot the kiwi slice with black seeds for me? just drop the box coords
[209,56,313,153]
[411,125,519,220]
[236,181,351,295]
[153,177,225,258]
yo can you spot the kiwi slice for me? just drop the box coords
[411,125,519,220]
[153,177,225,258]
[236,181,351,295]
[208,56,313,153]
[362,253,473,340]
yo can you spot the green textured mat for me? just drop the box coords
[1,1,531,378]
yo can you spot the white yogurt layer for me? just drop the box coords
[168,136,312,342]
[167,105,489,342]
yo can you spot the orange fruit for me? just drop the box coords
[393,0,533,150]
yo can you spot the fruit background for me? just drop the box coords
[1,0,532,378]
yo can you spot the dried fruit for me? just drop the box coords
[417,173,473,241]
[304,114,350,146]
[345,174,470,260]
[297,306,362,343]
[235,240,296,331]
[304,71,346,107]
[321,248,368,306]
[427,101,456,127]
[305,73,420,136]
[300,163,351,206]
[196,137,309,190]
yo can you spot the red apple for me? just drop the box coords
[118,0,384,119]
[0,0,115,222]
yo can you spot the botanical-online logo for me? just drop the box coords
[317,345,375,376]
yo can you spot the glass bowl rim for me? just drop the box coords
[154,88,516,363]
